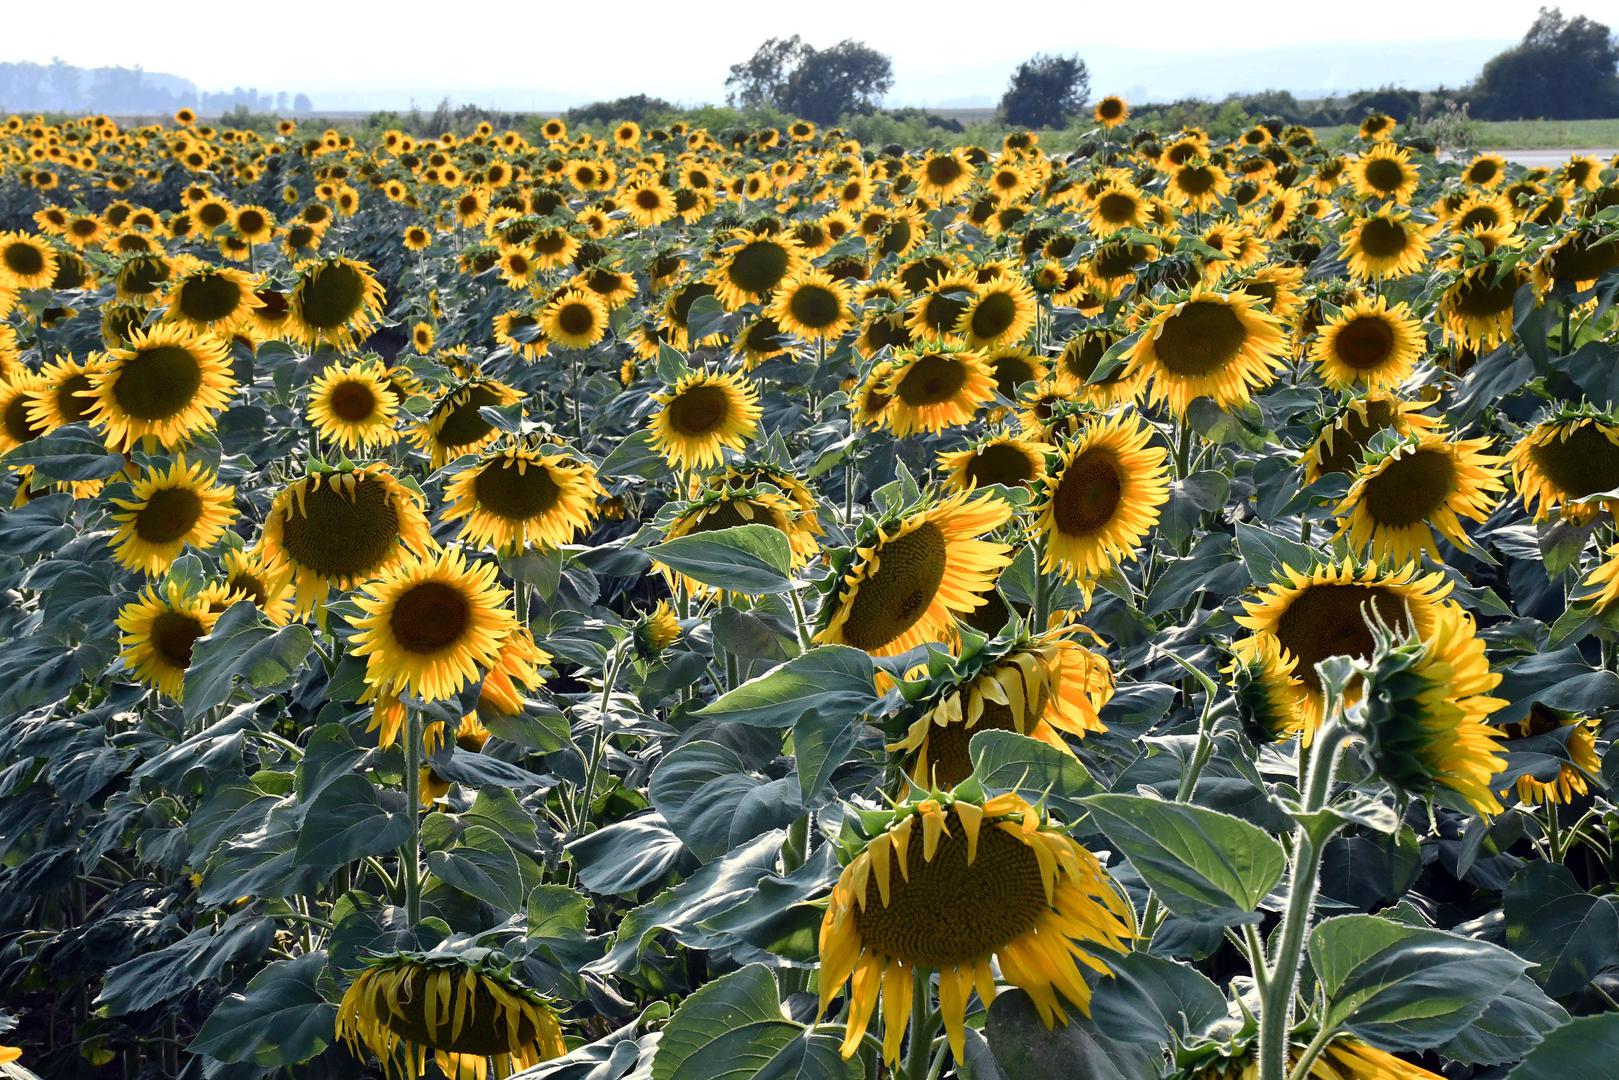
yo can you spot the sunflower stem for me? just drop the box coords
[1257,719,1349,1080]
[402,708,423,928]
[1033,533,1052,631]
[903,968,938,1080]
[1285,1021,1336,1080]
[577,643,626,836]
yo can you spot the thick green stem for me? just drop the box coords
[1033,533,1052,631]
[1258,722,1349,1080]
[402,709,423,927]
[903,968,938,1080]
[577,645,626,835]
[1286,1022,1335,1080]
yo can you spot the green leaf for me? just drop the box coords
[649,741,801,862]
[969,730,1099,821]
[684,294,728,343]
[98,912,275,1015]
[1505,862,1619,996]
[1310,914,1532,1051]
[649,524,795,594]
[3,423,124,482]
[986,987,1158,1080]
[1440,974,1568,1066]
[426,824,525,912]
[183,602,315,720]
[190,951,336,1067]
[295,774,412,868]
[1234,521,1317,587]
[794,707,858,806]
[698,645,877,728]
[601,429,673,480]
[1504,1013,1619,1079]
[652,964,797,1080]
[1081,793,1285,926]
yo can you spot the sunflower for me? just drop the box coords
[1232,558,1452,740]
[1054,328,1146,408]
[412,379,526,469]
[1507,414,1619,524]
[1086,182,1151,236]
[1094,95,1129,128]
[985,348,1048,403]
[1349,142,1420,203]
[880,348,996,436]
[1166,160,1229,212]
[816,490,1012,657]
[161,263,264,334]
[1358,599,1506,817]
[647,370,761,471]
[709,231,804,310]
[1343,207,1433,280]
[632,600,683,660]
[819,792,1132,1064]
[0,231,58,290]
[767,269,855,342]
[1333,433,1504,564]
[347,547,516,703]
[306,360,399,451]
[117,583,219,700]
[1183,1036,1450,1080]
[23,354,109,434]
[108,457,237,574]
[441,438,603,552]
[287,256,386,351]
[915,150,975,202]
[937,434,1050,496]
[1438,263,1529,351]
[1500,705,1600,807]
[258,465,433,615]
[890,624,1113,788]
[657,483,817,593]
[955,275,1036,350]
[1309,296,1424,393]
[113,252,174,305]
[84,323,237,452]
[336,949,565,1080]
[232,204,276,245]
[0,374,50,456]
[1124,286,1287,418]
[1035,411,1170,583]
[1303,396,1442,484]
[493,309,549,362]
[906,272,979,348]
[540,288,608,350]
[220,546,295,626]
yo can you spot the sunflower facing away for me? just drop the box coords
[1333,432,1505,564]
[1232,558,1452,740]
[336,949,565,1080]
[440,438,603,553]
[647,370,761,471]
[307,359,400,451]
[108,457,237,574]
[347,546,517,703]
[84,322,238,451]
[1309,296,1425,393]
[1124,286,1287,417]
[819,792,1133,1064]
[1507,414,1619,524]
[117,581,220,700]
[656,478,819,594]
[258,465,433,615]
[890,623,1113,788]
[817,491,1012,657]
[1035,410,1170,583]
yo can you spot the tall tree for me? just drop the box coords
[1470,7,1619,119]
[999,53,1090,129]
[725,37,893,124]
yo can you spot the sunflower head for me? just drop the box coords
[1034,410,1171,585]
[1333,432,1505,565]
[336,946,565,1080]
[1508,410,1619,524]
[441,437,603,553]
[84,322,238,452]
[116,581,220,700]
[632,600,683,661]
[1125,286,1287,417]
[288,256,386,350]
[647,370,761,472]
[412,378,525,469]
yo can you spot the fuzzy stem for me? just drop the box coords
[402,708,423,927]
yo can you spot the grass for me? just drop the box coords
[1470,118,1619,148]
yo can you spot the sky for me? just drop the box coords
[3,0,1614,110]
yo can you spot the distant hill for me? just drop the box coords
[0,60,312,116]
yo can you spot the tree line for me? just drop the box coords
[0,60,313,117]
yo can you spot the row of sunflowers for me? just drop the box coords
[0,97,1617,1080]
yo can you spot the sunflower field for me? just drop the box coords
[1,99,1619,1080]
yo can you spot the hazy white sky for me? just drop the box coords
[3,0,1613,107]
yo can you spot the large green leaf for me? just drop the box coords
[3,423,124,482]
[652,964,858,1080]
[1310,914,1532,1051]
[648,524,795,594]
[986,987,1157,1080]
[1081,794,1285,926]
[295,774,412,869]
[184,602,315,720]
[426,824,526,912]
[649,740,801,861]
[1505,862,1619,996]
[698,646,876,728]
[190,950,336,1067]
[1504,1012,1619,1079]
[970,730,1099,821]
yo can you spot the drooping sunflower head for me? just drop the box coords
[411,378,525,469]
[1124,286,1287,417]
[336,948,565,1080]
[1232,558,1453,740]
[817,490,1013,658]
[1035,410,1171,585]
[84,322,238,452]
[879,347,996,437]
[1309,295,1425,393]
[441,437,603,553]
[1508,412,1619,524]
[307,359,400,452]
[108,456,237,575]
[287,256,386,351]
[259,465,433,615]
[347,546,516,703]
[1333,432,1505,565]
[116,581,219,700]
[1356,599,1506,817]
[656,478,817,593]
[937,434,1050,497]
[890,622,1113,788]
[820,791,1132,1063]
[647,369,761,472]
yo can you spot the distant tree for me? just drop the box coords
[1470,7,1619,119]
[566,94,678,127]
[293,93,313,113]
[999,53,1090,129]
[725,37,893,124]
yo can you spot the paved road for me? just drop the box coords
[1489,148,1616,167]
